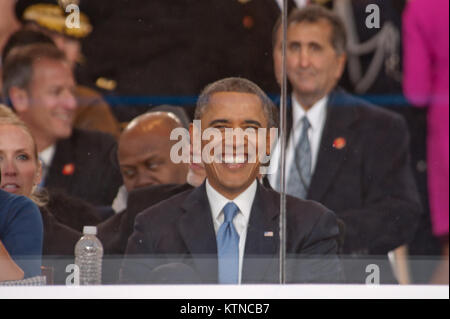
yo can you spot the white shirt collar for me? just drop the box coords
[38,144,56,168]
[275,0,308,10]
[112,185,128,213]
[205,179,257,224]
[205,179,258,284]
[266,95,329,187]
[292,95,328,133]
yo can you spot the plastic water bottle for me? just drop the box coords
[75,226,103,285]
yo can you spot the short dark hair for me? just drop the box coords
[2,43,67,104]
[195,77,276,128]
[272,5,347,55]
[1,29,55,61]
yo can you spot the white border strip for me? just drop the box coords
[0,285,448,299]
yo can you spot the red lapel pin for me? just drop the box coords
[242,15,255,29]
[333,137,347,150]
[62,163,75,176]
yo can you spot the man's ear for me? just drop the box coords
[336,53,347,80]
[9,87,30,114]
[189,123,194,147]
[189,121,203,164]
[266,126,276,156]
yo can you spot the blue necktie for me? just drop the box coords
[287,116,312,199]
[217,202,240,284]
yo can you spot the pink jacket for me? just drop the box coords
[403,0,449,237]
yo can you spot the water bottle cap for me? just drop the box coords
[83,226,97,235]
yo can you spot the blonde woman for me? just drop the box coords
[0,105,43,280]
[0,104,105,284]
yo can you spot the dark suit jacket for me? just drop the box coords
[98,183,194,284]
[120,181,344,284]
[282,89,421,255]
[45,128,123,206]
[276,89,422,283]
[40,206,81,285]
[45,190,103,233]
[40,206,81,257]
[39,191,106,285]
[98,183,194,256]
[51,0,292,123]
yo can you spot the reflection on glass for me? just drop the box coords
[0,0,447,290]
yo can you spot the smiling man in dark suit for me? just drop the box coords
[2,44,122,206]
[269,6,421,283]
[120,77,343,284]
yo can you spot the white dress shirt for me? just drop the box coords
[268,95,328,188]
[112,185,128,213]
[205,179,258,284]
[38,144,56,184]
[274,0,308,10]
[39,144,56,167]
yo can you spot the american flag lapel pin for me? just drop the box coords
[264,231,274,237]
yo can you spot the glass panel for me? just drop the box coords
[0,0,447,292]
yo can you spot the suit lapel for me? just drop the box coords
[242,183,280,283]
[178,183,218,282]
[177,182,281,283]
[45,136,77,190]
[308,90,358,202]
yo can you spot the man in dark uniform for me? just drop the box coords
[47,0,288,122]
[13,0,122,138]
